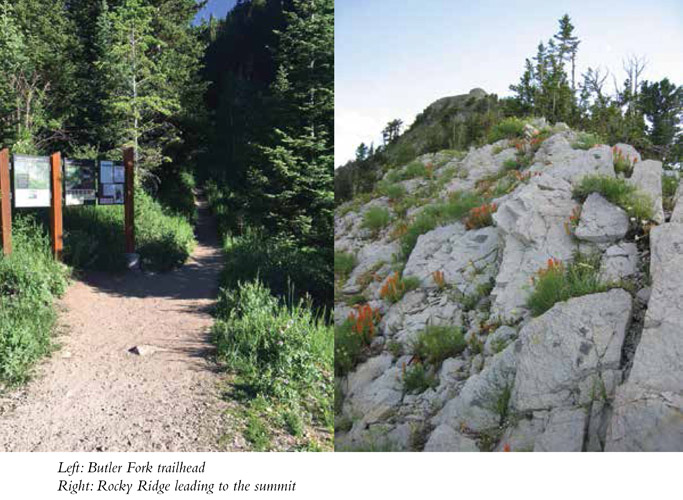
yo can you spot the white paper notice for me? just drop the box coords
[113,166,125,183]
[100,161,113,184]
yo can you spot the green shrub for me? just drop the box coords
[402,363,437,394]
[526,253,610,317]
[334,251,356,279]
[64,189,196,272]
[400,211,438,260]
[662,174,679,212]
[488,117,526,143]
[403,161,428,179]
[213,280,332,407]
[334,320,364,377]
[571,132,603,150]
[573,175,654,220]
[0,215,69,384]
[361,206,391,235]
[157,169,198,223]
[410,325,466,366]
[221,230,331,312]
[379,182,406,201]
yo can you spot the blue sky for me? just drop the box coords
[194,0,236,24]
[336,0,683,165]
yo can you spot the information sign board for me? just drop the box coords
[99,160,124,205]
[13,154,51,207]
[65,159,97,206]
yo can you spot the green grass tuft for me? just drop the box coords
[402,363,437,394]
[410,325,466,366]
[573,175,654,220]
[334,251,356,280]
[361,206,391,235]
[526,253,610,317]
[571,132,603,150]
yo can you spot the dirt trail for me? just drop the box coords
[0,196,239,451]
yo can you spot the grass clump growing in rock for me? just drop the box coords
[334,251,356,279]
[573,174,654,220]
[402,363,437,394]
[403,160,428,179]
[526,254,610,317]
[334,321,363,377]
[378,182,406,201]
[571,132,603,150]
[410,325,467,365]
[361,206,391,235]
[399,191,485,260]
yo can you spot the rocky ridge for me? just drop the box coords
[335,118,683,451]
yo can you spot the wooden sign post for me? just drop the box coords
[123,147,135,253]
[49,152,63,260]
[0,149,11,256]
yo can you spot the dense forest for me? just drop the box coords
[336,14,682,203]
[0,0,334,450]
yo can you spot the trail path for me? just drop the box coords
[0,195,240,451]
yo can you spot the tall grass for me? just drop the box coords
[0,215,69,384]
[64,189,196,272]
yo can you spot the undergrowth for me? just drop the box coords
[64,189,196,272]
[0,215,69,385]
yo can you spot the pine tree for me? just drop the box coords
[255,0,334,249]
[553,14,580,92]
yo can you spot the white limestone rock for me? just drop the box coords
[628,159,664,224]
[575,193,629,244]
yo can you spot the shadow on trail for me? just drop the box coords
[79,200,224,303]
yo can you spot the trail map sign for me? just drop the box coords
[65,159,97,206]
[99,160,124,205]
[13,155,51,207]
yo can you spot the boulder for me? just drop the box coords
[575,193,629,244]
[424,424,480,452]
[381,290,463,344]
[606,222,683,451]
[434,345,517,433]
[403,224,499,294]
[533,408,588,452]
[343,368,403,427]
[512,289,632,411]
[628,159,664,224]
[534,137,614,185]
[491,174,578,318]
[599,242,638,282]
